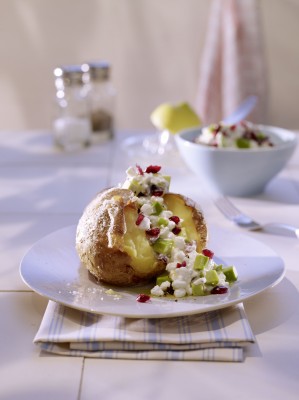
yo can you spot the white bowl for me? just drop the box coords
[175,124,297,197]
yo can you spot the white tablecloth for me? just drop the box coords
[1,129,299,399]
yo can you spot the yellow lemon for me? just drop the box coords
[150,102,201,134]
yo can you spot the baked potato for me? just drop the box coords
[76,187,207,286]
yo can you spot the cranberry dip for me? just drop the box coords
[197,120,274,149]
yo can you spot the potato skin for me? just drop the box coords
[76,187,165,286]
[76,188,208,286]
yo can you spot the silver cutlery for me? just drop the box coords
[215,196,299,238]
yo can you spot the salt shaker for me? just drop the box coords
[86,61,116,144]
[52,64,92,151]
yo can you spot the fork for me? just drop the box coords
[215,196,299,238]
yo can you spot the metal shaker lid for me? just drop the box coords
[54,64,90,88]
[87,61,110,81]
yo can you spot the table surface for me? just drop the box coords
[1,130,299,400]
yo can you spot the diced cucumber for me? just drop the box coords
[124,179,143,195]
[223,266,238,282]
[257,132,266,140]
[205,270,219,286]
[215,264,223,272]
[153,201,164,215]
[191,282,205,296]
[157,217,168,226]
[152,238,173,255]
[193,254,209,270]
[235,137,250,149]
[156,273,171,286]
[163,175,171,184]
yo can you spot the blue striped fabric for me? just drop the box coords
[34,302,255,362]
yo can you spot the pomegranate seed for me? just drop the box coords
[150,184,164,196]
[230,124,236,131]
[176,261,187,268]
[172,227,181,235]
[145,165,161,174]
[146,227,160,237]
[202,248,214,259]
[152,190,164,197]
[244,131,257,141]
[136,164,144,175]
[169,216,180,224]
[212,124,221,135]
[136,294,151,303]
[136,213,145,226]
[211,286,228,295]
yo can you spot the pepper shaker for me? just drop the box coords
[86,61,116,144]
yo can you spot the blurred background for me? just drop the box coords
[0,0,298,132]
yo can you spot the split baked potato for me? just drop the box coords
[76,187,207,286]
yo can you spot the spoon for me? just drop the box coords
[222,95,257,125]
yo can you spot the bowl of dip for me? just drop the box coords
[175,122,297,197]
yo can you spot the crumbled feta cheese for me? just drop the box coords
[159,226,170,238]
[141,203,153,216]
[217,272,229,287]
[151,285,164,296]
[174,288,186,298]
[160,281,171,290]
[151,195,163,203]
[192,277,206,285]
[166,262,177,272]
[172,279,187,290]
[172,249,186,263]
[173,236,186,250]
[167,221,176,230]
[162,210,172,219]
[186,285,192,295]
[126,166,138,177]
[138,216,151,230]
[170,267,192,282]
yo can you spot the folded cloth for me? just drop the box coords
[195,0,268,124]
[34,301,255,362]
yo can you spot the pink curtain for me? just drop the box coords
[195,0,268,125]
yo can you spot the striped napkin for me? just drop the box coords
[34,301,255,362]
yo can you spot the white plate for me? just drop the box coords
[20,225,285,318]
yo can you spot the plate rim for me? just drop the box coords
[20,224,285,318]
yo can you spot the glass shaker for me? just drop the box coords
[87,61,116,144]
[52,64,92,151]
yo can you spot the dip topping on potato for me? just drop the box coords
[121,165,237,298]
[76,164,237,298]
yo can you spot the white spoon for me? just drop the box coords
[222,95,257,125]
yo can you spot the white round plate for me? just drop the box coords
[20,225,285,318]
